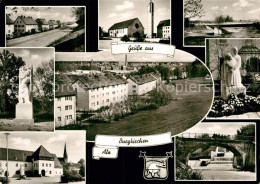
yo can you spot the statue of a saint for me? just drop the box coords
[19,66,32,103]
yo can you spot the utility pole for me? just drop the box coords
[4,133,10,183]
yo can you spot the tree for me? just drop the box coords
[71,7,85,28]
[215,15,225,24]
[0,50,25,114]
[35,18,43,32]
[33,59,54,114]
[235,124,255,141]
[184,0,204,19]
[78,159,85,177]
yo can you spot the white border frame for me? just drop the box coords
[174,122,257,181]
[5,6,87,53]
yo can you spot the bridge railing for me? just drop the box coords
[177,132,255,141]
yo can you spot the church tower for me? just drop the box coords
[147,0,154,38]
[63,142,68,163]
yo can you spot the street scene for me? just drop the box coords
[6,7,85,52]
[176,122,256,181]
[99,0,171,49]
[184,0,260,46]
[0,131,85,184]
[0,48,54,131]
[206,39,260,119]
[54,50,213,140]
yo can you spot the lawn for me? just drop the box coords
[58,78,213,140]
[0,120,54,131]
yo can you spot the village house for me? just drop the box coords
[48,20,59,30]
[6,15,14,39]
[0,144,68,178]
[58,73,128,111]
[157,19,171,39]
[108,18,144,37]
[14,16,38,35]
[40,19,49,31]
[55,83,77,127]
[127,72,161,95]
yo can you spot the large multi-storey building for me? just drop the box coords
[157,19,171,39]
[0,144,67,178]
[55,84,77,127]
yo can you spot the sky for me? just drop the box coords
[183,122,255,136]
[6,6,85,23]
[193,0,260,21]
[56,49,197,62]
[0,131,86,163]
[99,0,170,33]
[0,48,54,70]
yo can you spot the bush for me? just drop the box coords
[25,171,33,177]
[31,29,36,34]
[121,35,130,42]
[61,170,84,183]
[113,114,121,121]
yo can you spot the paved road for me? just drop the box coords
[6,29,72,47]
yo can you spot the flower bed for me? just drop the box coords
[208,93,260,117]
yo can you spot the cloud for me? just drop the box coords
[115,1,134,11]
[210,6,219,10]
[233,0,253,10]
[10,137,31,146]
[247,7,260,14]
[222,6,228,11]
[31,54,39,60]
[108,10,136,21]
[47,134,68,143]
[19,49,30,57]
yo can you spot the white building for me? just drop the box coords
[127,73,161,95]
[157,19,170,39]
[0,145,66,178]
[14,16,38,35]
[6,15,14,39]
[55,84,77,127]
[41,19,49,31]
[61,73,128,111]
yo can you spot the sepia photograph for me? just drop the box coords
[184,0,260,46]
[99,0,171,49]
[175,122,256,181]
[5,6,86,52]
[206,39,260,119]
[0,48,54,131]
[0,131,85,184]
[54,50,213,140]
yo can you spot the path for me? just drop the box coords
[6,29,72,47]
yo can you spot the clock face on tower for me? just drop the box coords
[135,23,139,28]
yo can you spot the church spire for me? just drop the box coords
[63,142,68,163]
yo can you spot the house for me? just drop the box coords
[59,73,128,111]
[157,19,171,39]
[14,16,38,35]
[6,15,14,39]
[40,19,49,31]
[48,20,59,30]
[0,144,67,178]
[108,18,144,37]
[127,72,161,95]
[55,83,77,127]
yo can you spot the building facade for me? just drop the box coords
[127,73,161,95]
[6,15,14,39]
[0,144,67,178]
[157,19,171,39]
[55,84,77,127]
[41,19,50,31]
[108,18,144,37]
[14,16,38,34]
[147,0,154,38]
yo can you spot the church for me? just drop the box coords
[0,143,68,178]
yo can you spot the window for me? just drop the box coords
[16,163,18,167]
[49,171,51,174]
[49,164,51,167]
[69,105,72,110]
[57,97,61,101]
[106,99,109,102]
[133,90,136,93]
[65,106,68,110]
[91,95,95,99]
[57,106,61,111]
[25,164,27,167]
[132,85,136,88]
[58,117,61,121]
[46,163,48,167]
[42,163,44,167]
[112,91,115,94]
[65,115,68,120]
[97,102,99,105]
[69,115,72,119]
[91,102,95,107]
[135,23,139,28]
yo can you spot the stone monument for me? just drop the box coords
[221,48,246,100]
[15,66,34,123]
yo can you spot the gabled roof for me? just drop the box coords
[6,15,14,25]
[55,83,77,97]
[16,16,37,25]
[129,72,160,85]
[32,145,54,159]
[48,20,58,25]
[0,148,33,162]
[40,19,49,25]
[109,18,140,30]
[157,19,170,28]
[52,154,63,168]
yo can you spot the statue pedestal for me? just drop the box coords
[14,103,34,123]
[221,85,246,100]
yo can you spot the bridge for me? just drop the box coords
[176,133,255,171]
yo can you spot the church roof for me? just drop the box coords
[32,145,54,159]
[157,19,170,27]
[109,18,140,30]
[0,148,33,162]
[239,45,260,55]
